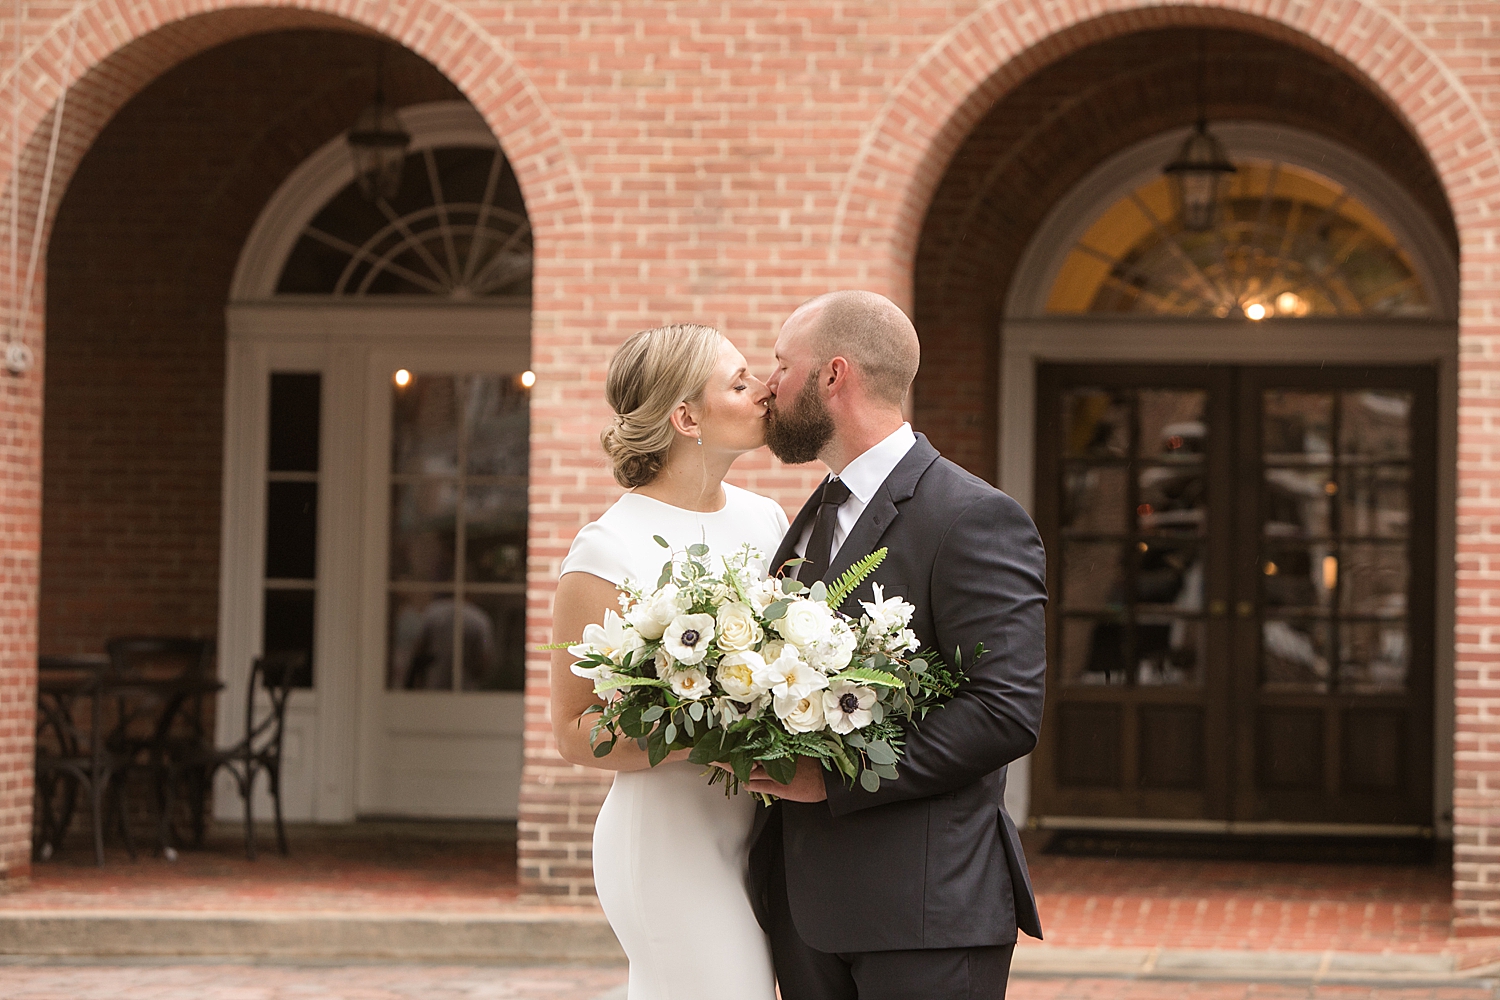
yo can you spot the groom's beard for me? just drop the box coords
[765,371,835,465]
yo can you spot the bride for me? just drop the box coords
[550,323,787,1000]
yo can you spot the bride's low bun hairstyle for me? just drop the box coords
[602,323,724,488]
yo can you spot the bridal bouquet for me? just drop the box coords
[564,540,963,793]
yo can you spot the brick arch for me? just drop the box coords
[1,0,581,335]
[834,0,1485,304]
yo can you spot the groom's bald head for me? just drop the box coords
[784,290,920,407]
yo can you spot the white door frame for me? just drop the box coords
[218,304,530,822]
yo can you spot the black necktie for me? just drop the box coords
[799,478,852,583]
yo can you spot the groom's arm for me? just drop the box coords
[822,489,1047,816]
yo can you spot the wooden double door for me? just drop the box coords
[1032,364,1436,828]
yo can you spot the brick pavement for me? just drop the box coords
[0,967,1497,1000]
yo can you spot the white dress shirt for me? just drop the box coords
[795,422,918,564]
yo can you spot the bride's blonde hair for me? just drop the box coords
[602,323,724,488]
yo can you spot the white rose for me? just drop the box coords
[653,646,676,678]
[805,618,857,674]
[775,598,832,648]
[774,690,827,733]
[669,667,712,701]
[822,680,877,734]
[760,639,787,664]
[626,583,690,640]
[662,613,716,665]
[716,650,767,700]
[715,602,763,653]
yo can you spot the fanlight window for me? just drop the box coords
[277,145,531,298]
[1046,161,1431,319]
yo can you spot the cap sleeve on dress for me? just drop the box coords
[559,521,632,587]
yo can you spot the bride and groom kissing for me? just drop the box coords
[550,290,1047,1000]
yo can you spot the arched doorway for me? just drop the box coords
[909,26,1461,837]
[223,99,532,822]
[1004,124,1457,833]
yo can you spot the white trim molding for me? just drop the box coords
[231,101,500,303]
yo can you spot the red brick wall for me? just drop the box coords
[0,0,1492,923]
[41,31,459,656]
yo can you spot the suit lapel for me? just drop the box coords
[771,476,826,578]
[821,435,942,607]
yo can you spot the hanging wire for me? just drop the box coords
[6,2,82,373]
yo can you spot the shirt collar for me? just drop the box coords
[835,423,917,504]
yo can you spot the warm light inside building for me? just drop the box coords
[520,370,537,388]
[1323,555,1339,590]
[393,368,411,387]
[1245,302,1267,321]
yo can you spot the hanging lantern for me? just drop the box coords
[1164,120,1236,232]
[347,83,410,202]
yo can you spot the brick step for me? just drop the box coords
[1013,944,1481,981]
[0,909,626,962]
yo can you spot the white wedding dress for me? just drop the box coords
[560,483,789,1000]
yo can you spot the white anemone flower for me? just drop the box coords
[822,680,877,734]
[662,613,716,665]
[669,667,712,701]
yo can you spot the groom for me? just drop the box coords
[748,290,1047,1000]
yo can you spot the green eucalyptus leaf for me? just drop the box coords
[859,769,881,793]
[688,543,710,558]
[865,740,898,766]
[780,578,805,595]
[809,581,828,603]
[688,701,705,721]
[843,732,868,748]
[641,705,664,723]
[762,600,789,621]
[873,763,899,780]
[654,535,670,548]
[664,721,677,744]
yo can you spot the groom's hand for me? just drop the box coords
[745,757,828,802]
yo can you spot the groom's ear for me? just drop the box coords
[824,356,852,396]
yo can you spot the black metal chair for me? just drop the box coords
[105,636,216,850]
[161,651,304,860]
[33,659,137,865]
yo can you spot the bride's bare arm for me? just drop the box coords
[550,571,689,771]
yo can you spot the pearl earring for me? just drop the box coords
[697,436,702,446]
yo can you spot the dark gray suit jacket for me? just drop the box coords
[750,434,1047,954]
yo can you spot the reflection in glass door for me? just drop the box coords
[387,373,528,693]
[1033,364,1435,829]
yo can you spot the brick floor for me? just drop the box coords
[0,968,1494,1000]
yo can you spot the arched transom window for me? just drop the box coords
[276,145,531,298]
[1046,160,1432,319]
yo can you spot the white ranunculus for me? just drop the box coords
[860,583,915,634]
[669,667,712,701]
[627,583,690,640]
[805,618,857,674]
[653,646,676,679]
[775,598,833,648]
[716,650,767,701]
[715,602,763,653]
[822,680,877,734]
[662,613,716,665]
[774,690,827,733]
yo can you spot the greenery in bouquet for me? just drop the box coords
[563,540,964,794]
